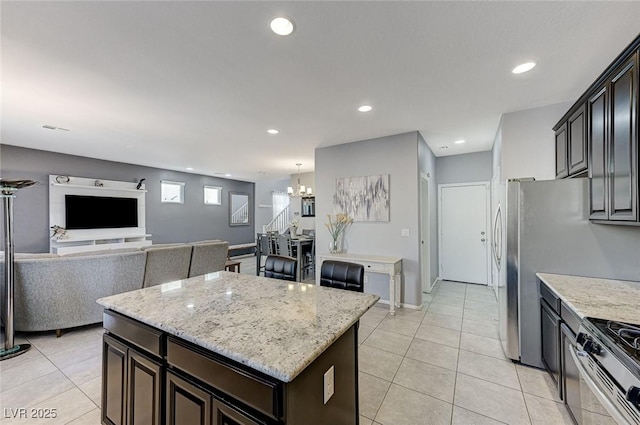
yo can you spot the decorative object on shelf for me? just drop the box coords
[136,178,146,190]
[334,174,390,222]
[288,163,313,198]
[55,175,70,184]
[0,178,38,361]
[94,179,104,187]
[290,218,299,236]
[325,213,352,254]
[50,225,67,240]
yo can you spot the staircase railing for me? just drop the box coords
[263,204,290,233]
[231,202,249,223]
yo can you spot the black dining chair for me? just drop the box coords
[320,260,364,292]
[264,255,297,281]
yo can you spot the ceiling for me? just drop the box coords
[2,2,640,182]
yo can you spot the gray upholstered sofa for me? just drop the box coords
[5,250,147,332]
[1,239,230,334]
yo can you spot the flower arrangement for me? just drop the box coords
[325,213,353,253]
[289,218,299,235]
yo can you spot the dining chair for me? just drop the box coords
[264,255,297,281]
[275,234,294,258]
[320,260,364,292]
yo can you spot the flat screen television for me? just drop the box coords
[65,195,138,230]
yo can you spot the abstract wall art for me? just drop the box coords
[333,174,390,222]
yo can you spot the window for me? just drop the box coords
[161,181,185,203]
[204,185,222,205]
[272,191,289,218]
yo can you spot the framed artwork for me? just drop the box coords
[333,174,390,222]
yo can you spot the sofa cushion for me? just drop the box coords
[188,241,229,277]
[143,245,193,288]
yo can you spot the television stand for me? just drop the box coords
[50,233,152,255]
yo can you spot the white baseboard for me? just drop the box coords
[375,299,422,310]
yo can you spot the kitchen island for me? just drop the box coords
[97,271,379,425]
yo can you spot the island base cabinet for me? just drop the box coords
[102,334,162,425]
[166,372,212,425]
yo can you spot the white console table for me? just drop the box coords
[316,253,403,315]
[50,234,152,255]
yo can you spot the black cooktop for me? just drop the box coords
[586,318,640,378]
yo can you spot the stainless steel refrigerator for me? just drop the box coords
[496,177,640,368]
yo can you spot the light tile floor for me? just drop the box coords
[0,275,574,425]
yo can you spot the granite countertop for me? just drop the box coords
[97,272,379,382]
[536,273,640,324]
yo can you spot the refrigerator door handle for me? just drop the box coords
[492,203,502,271]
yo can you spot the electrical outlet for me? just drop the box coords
[401,228,410,237]
[323,365,335,404]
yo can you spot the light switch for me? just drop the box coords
[323,365,335,404]
[401,228,410,237]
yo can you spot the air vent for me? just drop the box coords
[616,392,640,425]
[596,367,616,393]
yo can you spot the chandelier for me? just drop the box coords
[287,163,312,198]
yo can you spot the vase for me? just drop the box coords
[329,236,341,254]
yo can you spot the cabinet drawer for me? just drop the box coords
[539,282,560,314]
[561,303,582,335]
[363,262,386,273]
[166,337,282,419]
[103,310,163,357]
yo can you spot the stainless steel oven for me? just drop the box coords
[566,320,640,425]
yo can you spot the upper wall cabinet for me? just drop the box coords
[555,105,587,179]
[554,34,639,225]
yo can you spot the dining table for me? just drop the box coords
[255,233,315,282]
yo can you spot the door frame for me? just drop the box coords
[437,181,491,285]
[419,173,431,293]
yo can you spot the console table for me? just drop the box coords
[316,253,403,315]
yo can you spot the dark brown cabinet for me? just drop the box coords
[555,105,588,179]
[541,298,561,388]
[555,32,640,225]
[588,86,608,220]
[609,55,638,222]
[102,334,162,425]
[568,105,588,176]
[588,53,638,222]
[539,280,563,400]
[166,372,212,425]
[555,124,569,179]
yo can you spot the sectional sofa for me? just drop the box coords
[0,240,229,334]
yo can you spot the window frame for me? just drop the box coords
[160,180,185,204]
[204,185,222,206]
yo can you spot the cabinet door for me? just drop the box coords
[166,372,212,425]
[103,334,128,425]
[128,350,162,425]
[540,300,560,390]
[589,86,609,220]
[555,123,569,179]
[213,400,261,425]
[562,325,581,425]
[568,105,588,175]
[609,54,638,222]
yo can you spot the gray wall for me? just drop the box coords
[436,151,492,185]
[418,133,438,287]
[0,145,255,252]
[316,131,435,307]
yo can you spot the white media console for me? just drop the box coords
[49,175,152,254]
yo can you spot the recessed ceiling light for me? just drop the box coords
[270,17,294,36]
[186,167,194,171]
[224,173,232,177]
[454,140,466,144]
[358,105,373,112]
[512,62,536,74]
[267,129,279,134]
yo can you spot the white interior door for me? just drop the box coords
[420,174,431,293]
[439,183,489,285]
